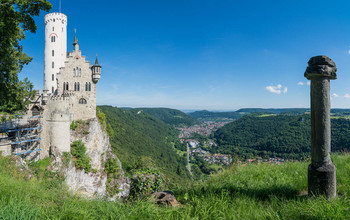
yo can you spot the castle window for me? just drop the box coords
[89,82,91,91]
[79,68,82,76]
[52,62,54,68]
[74,82,77,91]
[66,82,69,91]
[52,27,54,31]
[52,87,54,93]
[52,74,54,81]
[77,82,80,91]
[52,50,54,56]
[85,82,88,91]
[79,98,87,104]
[63,82,66,91]
[51,36,55,42]
[73,68,76,76]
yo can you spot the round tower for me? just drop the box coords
[44,12,67,94]
[92,55,102,83]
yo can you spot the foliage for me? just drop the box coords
[96,107,106,126]
[134,107,198,126]
[70,140,91,173]
[129,157,165,199]
[0,0,51,112]
[105,158,120,179]
[70,120,78,130]
[98,105,190,183]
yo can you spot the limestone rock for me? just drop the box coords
[151,191,180,207]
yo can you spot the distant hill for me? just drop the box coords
[236,108,309,115]
[188,110,243,120]
[189,108,350,121]
[134,107,198,126]
[213,114,350,160]
[98,105,189,181]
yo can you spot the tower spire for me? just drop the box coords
[95,54,99,65]
[73,29,79,51]
[73,29,78,45]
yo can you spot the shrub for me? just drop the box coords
[70,140,91,173]
[70,121,78,130]
[129,157,165,199]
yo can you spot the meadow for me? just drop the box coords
[0,154,349,219]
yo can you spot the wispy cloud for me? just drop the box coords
[265,84,287,94]
[297,82,304,86]
[307,81,311,86]
[344,93,350,98]
[332,93,339,98]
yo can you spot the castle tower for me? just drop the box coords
[44,13,67,94]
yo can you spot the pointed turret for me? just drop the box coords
[73,29,79,51]
[92,54,102,83]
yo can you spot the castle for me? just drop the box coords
[30,12,102,158]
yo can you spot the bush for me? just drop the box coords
[70,140,91,173]
[70,121,78,130]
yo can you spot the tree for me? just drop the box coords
[0,0,51,112]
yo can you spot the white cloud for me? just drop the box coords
[348,49,350,54]
[297,82,304,86]
[332,93,339,98]
[307,81,311,86]
[345,93,350,98]
[265,84,287,94]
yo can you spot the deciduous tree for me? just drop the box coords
[0,0,51,112]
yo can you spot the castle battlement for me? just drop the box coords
[44,12,67,24]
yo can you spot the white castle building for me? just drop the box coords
[35,12,102,157]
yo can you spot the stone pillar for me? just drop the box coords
[304,55,337,199]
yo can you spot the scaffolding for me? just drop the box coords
[0,115,42,159]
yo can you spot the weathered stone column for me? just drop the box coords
[304,55,337,199]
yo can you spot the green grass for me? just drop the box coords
[0,154,349,219]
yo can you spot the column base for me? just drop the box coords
[308,162,336,199]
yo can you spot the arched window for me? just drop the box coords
[52,74,54,81]
[85,82,88,91]
[52,87,54,93]
[77,82,80,91]
[63,82,66,91]
[74,82,77,91]
[52,50,54,56]
[52,27,54,31]
[51,36,55,42]
[31,105,40,116]
[89,82,91,91]
[52,62,54,68]
[66,82,69,91]
[79,98,87,104]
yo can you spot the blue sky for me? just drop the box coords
[20,0,350,110]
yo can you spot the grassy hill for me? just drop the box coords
[213,114,350,160]
[134,107,198,127]
[98,105,189,181]
[1,153,349,219]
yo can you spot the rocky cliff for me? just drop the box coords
[52,118,130,200]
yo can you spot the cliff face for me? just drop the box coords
[58,118,129,199]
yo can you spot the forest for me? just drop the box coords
[98,106,190,182]
[213,114,350,160]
